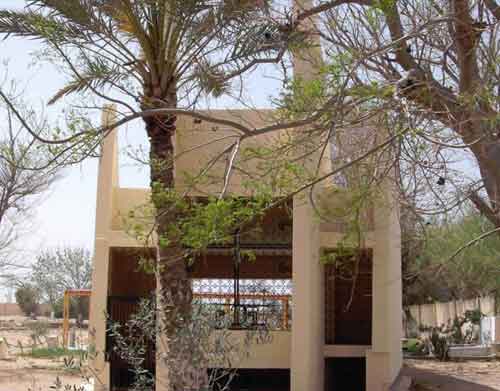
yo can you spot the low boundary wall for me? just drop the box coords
[407,296,496,329]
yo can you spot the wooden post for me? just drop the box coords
[62,291,70,348]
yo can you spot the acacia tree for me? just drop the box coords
[0,92,60,271]
[405,210,500,304]
[0,1,449,388]
[284,0,500,228]
[31,247,92,316]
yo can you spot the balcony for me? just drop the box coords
[193,292,291,331]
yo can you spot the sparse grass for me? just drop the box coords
[19,347,86,359]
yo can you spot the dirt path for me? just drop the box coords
[0,368,85,391]
[404,359,500,390]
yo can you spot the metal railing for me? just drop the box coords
[194,292,291,331]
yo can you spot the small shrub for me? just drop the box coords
[52,296,90,320]
[27,320,50,345]
[403,338,426,354]
[15,285,39,317]
[429,329,449,361]
[421,310,483,361]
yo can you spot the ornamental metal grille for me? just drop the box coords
[192,279,292,295]
[192,279,292,330]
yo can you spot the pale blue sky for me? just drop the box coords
[0,0,480,294]
[0,0,281,273]
[0,1,100,256]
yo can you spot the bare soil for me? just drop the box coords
[404,359,500,390]
[0,369,84,391]
[2,317,500,391]
[0,316,89,391]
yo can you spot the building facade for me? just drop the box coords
[90,4,402,387]
[89,104,403,391]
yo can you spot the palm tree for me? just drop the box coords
[0,1,287,389]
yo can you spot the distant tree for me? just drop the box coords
[405,210,500,304]
[31,247,92,318]
[0,87,61,271]
[15,284,39,317]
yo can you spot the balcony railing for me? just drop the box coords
[194,292,291,331]
[106,291,291,347]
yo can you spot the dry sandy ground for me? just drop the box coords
[404,359,500,390]
[0,319,89,391]
[4,359,500,391]
[0,369,85,391]
[2,322,500,391]
[0,324,88,351]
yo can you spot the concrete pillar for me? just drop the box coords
[366,184,402,391]
[291,195,324,391]
[94,105,119,238]
[292,0,323,79]
[89,105,118,391]
[89,238,111,391]
[289,2,325,389]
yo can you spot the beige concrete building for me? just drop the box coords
[89,8,403,389]
[89,105,402,391]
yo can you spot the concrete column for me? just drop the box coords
[291,194,324,391]
[89,238,111,391]
[95,105,119,238]
[366,184,402,391]
[89,105,118,391]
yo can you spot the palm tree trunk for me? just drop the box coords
[144,110,196,390]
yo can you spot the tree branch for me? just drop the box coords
[469,191,500,226]
[446,226,500,262]
[452,0,482,94]
[483,0,500,20]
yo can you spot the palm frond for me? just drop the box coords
[0,10,86,41]
[47,79,91,105]
[48,59,128,104]
[28,0,95,29]
[193,61,231,98]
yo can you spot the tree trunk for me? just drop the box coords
[469,134,500,227]
[145,110,193,323]
[144,107,196,390]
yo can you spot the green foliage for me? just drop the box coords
[21,347,86,359]
[30,247,92,317]
[0,9,85,41]
[15,285,39,317]
[410,211,500,300]
[240,143,313,197]
[402,338,426,354]
[180,196,272,252]
[349,82,395,100]
[372,0,396,13]
[52,296,90,319]
[276,77,326,120]
[107,299,271,391]
[126,182,280,260]
[321,244,358,265]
